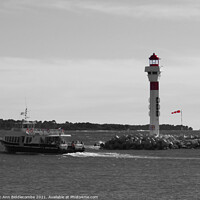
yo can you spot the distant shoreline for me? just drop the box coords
[0,129,199,137]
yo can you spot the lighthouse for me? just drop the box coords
[145,53,161,136]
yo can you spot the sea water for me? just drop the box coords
[1,131,200,200]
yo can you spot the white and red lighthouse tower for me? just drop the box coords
[145,53,161,136]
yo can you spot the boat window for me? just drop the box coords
[24,124,28,129]
[6,136,21,143]
[54,137,60,143]
[14,123,21,129]
[60,139,66,144]
[45,136,60,144]
[40,137,44,144]
[25,137,32,144]
[60,137,69,144]
[21,136,25,143]
[153,72,157,75]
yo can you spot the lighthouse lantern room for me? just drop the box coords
[149,53,159,66]
[145,53,161,136]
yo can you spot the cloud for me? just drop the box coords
[77,1,200,20]
[0,57,147,123]
[1,0,200,20]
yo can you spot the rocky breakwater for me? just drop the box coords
[101,133,200,150]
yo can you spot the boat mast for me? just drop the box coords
[21,106,29,128]
[24,107,28,121]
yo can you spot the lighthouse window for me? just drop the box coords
[148,72,151,75]
[153,72,157,75]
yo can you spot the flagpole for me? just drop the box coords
[181,110,183,131]
[171,109,183,130]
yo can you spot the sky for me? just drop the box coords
[0,0,200,129]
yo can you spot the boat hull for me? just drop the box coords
[1,141,85,154]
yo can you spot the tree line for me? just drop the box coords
[0,119,193,131]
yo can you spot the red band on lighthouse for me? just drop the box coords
[150,82,159,90]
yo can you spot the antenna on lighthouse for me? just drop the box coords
[145,53,161,136]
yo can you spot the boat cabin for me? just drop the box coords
[45,135,71,145]
[4,134,71,145]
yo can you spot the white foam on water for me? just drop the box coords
[85,145,101,150]
[63,152,160,159]
[63,152,200,160]
[161,156,200,160]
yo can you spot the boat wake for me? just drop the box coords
[63,152,200,160]
[63,152,160,159]
[84,145,101,150]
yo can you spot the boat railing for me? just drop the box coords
[27,128,65,136]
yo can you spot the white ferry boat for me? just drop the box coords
[0,110,85,154]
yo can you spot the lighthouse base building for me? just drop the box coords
[145,53,161,136]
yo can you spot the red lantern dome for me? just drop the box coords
[149,53,159,66]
